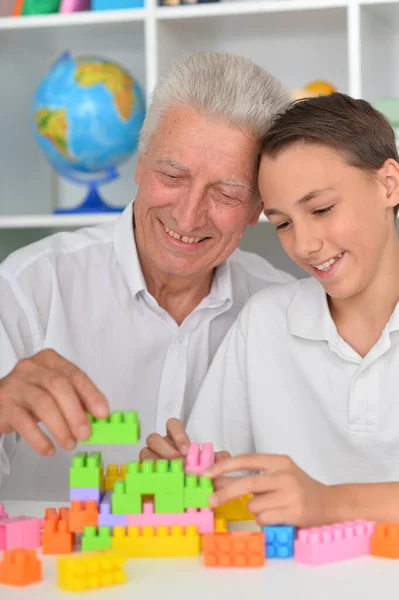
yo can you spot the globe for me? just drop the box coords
[32,51,146,213]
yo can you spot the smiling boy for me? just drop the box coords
[144,93,399,527]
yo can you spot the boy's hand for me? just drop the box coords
[203,453,330,528]
[0,349,109,456]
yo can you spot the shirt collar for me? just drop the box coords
[287,277,337,342]
[113,201,146,298]
[113,200,233,306]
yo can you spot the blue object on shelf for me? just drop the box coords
[264,525,296,559]
[92,0,144,8]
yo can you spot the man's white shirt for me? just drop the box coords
[187,277,399,485]
[0,201,293,500]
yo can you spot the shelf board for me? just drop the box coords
[0,213,120,229]
[0,212,269,229]
[0,8,146,31]
[157,0,348,20]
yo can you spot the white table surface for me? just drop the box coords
[1,501,399,599]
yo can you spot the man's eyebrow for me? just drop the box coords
[156,158,189,172]
[265,187,335,216]
[218,178,251,190]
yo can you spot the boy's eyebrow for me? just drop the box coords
[265,187,335,216]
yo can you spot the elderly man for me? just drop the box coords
[0,52,293,500]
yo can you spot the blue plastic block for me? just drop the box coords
[263,525,296,559]
[92,0,143,9]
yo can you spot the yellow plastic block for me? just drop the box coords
[112,525,200,558]
[104,464,127,492]
[214,494,255,522]
[57,551,127,591]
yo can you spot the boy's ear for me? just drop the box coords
[381,159,399,209]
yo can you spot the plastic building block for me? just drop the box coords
[68,500,99,533]
[126,502,215,533]
[112,481,141,514]
[42,519,75,555]
[214,494,255,522]
[104,464,127,492]
[203,532,265,567]
[58,551,127,591]
[0,517,42,551]
[60,0,90,12]
[70,452,103,488]
[92,0,144,9]
[22,0,61,15]
[295,520,375,566]
[45,507,70,522]
[82,526,112,552]
[99,491,127,528]
[0,549,42,587]
[0,504,8,519]
[264,525,296,559]
[185,443,214,475]
[184,474,213,509]
[371,523,399,559]
[112,524,200,558]
[81,411,140,445]
[70,487,102,503]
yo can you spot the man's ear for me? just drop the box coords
[380,159,399,210]
[248,202,263,226]
[134,155,143,185]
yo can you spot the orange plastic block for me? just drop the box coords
[69,500,98,533]
[58,551,127,591]
[45,507,70,522]
[42,519,75,555]
[371,523,399,559]
[214,494,255,522]
[0,549,42,586]
[104,464,127,492]
[112,524,201,558]
[203,532,265,567]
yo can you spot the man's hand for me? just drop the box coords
[140,418,231,466]
[0,349,109,456]
[203,453,330,528]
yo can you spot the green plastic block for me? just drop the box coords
[112,481,141,515]
[82,526,112,552]
[154,492,185,514]
[125,459,184,495]
[184,474,213,509]
[22,0,61,15]
[81,411,141,445]
[70,452,103,489]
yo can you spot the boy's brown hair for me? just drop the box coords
[261,92,399,218]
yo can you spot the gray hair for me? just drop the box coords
[138,52,290,155]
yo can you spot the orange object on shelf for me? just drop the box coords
[371,523,399,559]
[42,519,75,555]
[12,0,25,15]
[69,500,98,533]
[0,548,42,586]
[203,531,265,567]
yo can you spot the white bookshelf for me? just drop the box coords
[0,0,395,240]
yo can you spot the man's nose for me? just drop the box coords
[172,186,208,233]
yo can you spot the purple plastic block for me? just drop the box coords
[70,488,101,503]
[99,491,127,528]
[60,0,90,12]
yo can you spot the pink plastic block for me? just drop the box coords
[294,520,375,566]
[60,0,90,12]
[0,517,43,551]
[126,502,214,533]
[185,443,214,475]
[0,504,9,520]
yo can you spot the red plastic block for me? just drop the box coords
[0,504,9,519]
[371,523,399,559]
[42,519,75,554]
[0,548,42,586]
[203,532,265,567]
[69,500,98,533]
[295,520,375,566]
[185,443,214,475]
[0,517,43,551]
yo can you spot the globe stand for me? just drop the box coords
[53,163,124,214]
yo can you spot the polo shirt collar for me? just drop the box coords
[113,200,233,307]
[288,277,336,342]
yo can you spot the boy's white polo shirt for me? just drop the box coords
[187,277,399,485]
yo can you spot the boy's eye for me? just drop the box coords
[276,221,290,231]
[314,205,333,216]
